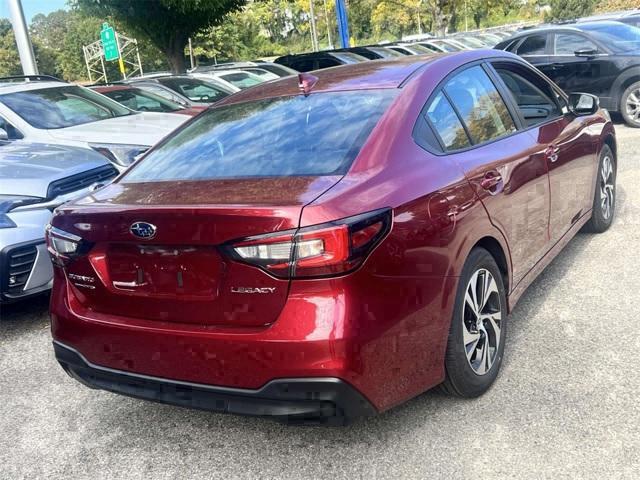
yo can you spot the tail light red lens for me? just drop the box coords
[45,225,91,266]
[223,208,392,278]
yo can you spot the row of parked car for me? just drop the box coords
[2,10,639,304]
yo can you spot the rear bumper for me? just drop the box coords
[54,341,376,423]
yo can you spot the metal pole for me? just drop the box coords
[188,38,195,70]
[135,39,144,76]
[309,0,319,52]
[335,0,350,48]
[323,0,333,50]
[7,0,38,75]
[100,55,108,83]
[83,46,93,82]
[115,32,126,79]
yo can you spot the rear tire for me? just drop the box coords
[620,81,640,128]
[440,248,507,398]
[583,145,616,233]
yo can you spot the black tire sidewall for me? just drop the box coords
[620,81,640,128]
[444,248,508,398]
[587,145,616,233]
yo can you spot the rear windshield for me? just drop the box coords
[0,85,132,129]
[157,77,232,103]
[123,90,396,182]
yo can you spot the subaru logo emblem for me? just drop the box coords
[130,222,156,239]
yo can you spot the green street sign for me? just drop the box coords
[100,22,119,61]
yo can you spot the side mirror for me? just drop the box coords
[0,128,8,141]
[568,93,599,116]
[574,48,598,57]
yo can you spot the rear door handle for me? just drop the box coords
[480,171,503,192]
[545,145,560,163]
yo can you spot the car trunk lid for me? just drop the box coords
[54,176,340,327]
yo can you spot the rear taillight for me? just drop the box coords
[45,225,91,266]
[223,209,392,278]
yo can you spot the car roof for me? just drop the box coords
[216,50,511,106]
[503,20,627,40]
[90,84,133,92]
[0,80,69,93]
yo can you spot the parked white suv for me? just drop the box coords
[0,76,188,171]
[0,141,117,303]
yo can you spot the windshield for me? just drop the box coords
[0,85,133,129]
[370,47,404,58]
[101,88,183,112]
[409,44,438,54]
[157,77,232,103]
[218,72,263,89]
[579,23,640,52]
[123,90,396,182]
[332,52,368,63]
[431,41,458,52]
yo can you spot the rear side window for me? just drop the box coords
[425,92,470,150]
[443,66,516,145]
[123,90,396,182]
[517,34,547,55]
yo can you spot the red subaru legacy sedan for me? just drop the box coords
[47,50,616,424]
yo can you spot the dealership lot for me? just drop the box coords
[0,122,638,479]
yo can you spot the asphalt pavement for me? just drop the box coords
[1,123,639,479]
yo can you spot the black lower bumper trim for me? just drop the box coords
[54,341,377,424]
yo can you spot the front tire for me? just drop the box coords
[583,145,616,233]
[620,81,640,128]
[440,248,507,398]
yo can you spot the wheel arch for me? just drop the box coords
[471,236,510,295]
[611,67,640,112]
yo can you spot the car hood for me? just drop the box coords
[46,112,187,146]
[0,142,112,198]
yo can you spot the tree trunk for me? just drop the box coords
[164,32,188,74]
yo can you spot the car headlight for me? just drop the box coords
[89,143,149,167]
[0,195,44,229]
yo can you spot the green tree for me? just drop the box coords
[546,0,596,21]
[73,0,248,74]
[0,21,21,77]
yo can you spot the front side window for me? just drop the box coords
[517,34,547,55]
[495,65,562,126]
[555,34,598,55]
[577,23,640,53]
[123,90,396,182]
[443,66,516,145]
[0,86,132,129]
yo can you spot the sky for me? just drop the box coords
[0,0,69,23]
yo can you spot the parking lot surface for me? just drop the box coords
[1,123,639,479]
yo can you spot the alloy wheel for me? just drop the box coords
[600,154,615,220]
[462,268,502,376]
[625,88,640,123]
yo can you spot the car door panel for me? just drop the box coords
[531,116,599,244]
[452,134,550,287]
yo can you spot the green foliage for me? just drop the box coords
[546,0,597,21]
[73,0,248,72]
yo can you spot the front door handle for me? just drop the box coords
[480,171,503,192]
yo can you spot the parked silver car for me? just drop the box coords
[0,141,116,302]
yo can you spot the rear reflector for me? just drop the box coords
[222,208,392,279]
